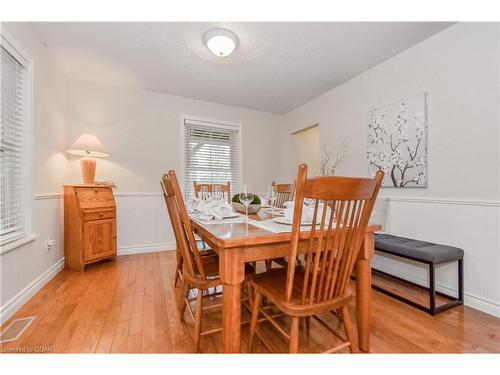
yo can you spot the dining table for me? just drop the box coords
[190,209,381,353]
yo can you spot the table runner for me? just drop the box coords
[247,218,295,233]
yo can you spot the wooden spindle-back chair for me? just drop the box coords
[162,171,254,352]
[163,180,215,287]
[249,164,383,353]
[162,171,223,352]
[193,181,231,204]
[271,180,296,208]
[265,180,297,271]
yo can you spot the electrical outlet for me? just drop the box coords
[46,239,56,251]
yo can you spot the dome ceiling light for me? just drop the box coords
[204,28,239,57]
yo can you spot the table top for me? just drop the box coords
[190,210,382,249]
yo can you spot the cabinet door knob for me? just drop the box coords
[99,212,104,217]
[94,188,98,193]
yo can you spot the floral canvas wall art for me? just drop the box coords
[367,93,427,187]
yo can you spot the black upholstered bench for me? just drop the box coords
[373,233,464,315]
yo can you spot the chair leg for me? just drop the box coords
[193,289,204,353]
[174,249,183,287]
[304,316,311,335]
[178,279,189,321]
[341,306,358,353]
[246,280,254,308]
[248,291,263,352]
[174,267,180,287]
[265,260,272,272]
[289,317,299,353]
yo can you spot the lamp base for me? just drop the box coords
[81,159,96,184]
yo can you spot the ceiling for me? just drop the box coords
[32,22,453,114]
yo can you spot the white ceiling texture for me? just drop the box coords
[32,22,453,113]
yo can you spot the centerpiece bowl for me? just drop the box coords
[231,193,262,214]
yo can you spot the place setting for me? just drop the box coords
[187,184,263,225]
[249,199,334,233]
[187,197,244,225]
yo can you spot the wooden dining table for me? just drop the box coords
[190,210,381,353]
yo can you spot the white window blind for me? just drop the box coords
[183,119,241,199]
[1,42,27,245]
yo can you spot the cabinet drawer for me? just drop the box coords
[83,209,116,221]
[75,187,115,209]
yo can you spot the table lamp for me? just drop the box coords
[66,133,109,184]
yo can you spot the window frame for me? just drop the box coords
[179,115,243,199]
[0,28,34,254]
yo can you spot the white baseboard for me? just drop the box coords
[117,242,176,256]
[0,258,65,324]
[372,260,500,318]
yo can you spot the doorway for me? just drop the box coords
[291,124,320,176]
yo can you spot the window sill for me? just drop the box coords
[0,234,38,255]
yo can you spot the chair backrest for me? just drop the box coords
[272,180,296,208]
[162,172,207,280]
[193,181,231,204]
[285,164,384,305]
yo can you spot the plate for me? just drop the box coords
[273,217,313,226]
[261,207,284,215]
[189,212,240,220]
[223,212,240,219]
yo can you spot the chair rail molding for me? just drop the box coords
[114,192,163,197]
[35,192,163,200]
[34,193,63,200]
[380,196,500,207]
[36,193,500,206]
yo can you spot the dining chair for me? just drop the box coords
[264,180,297,271]
[272,180,296,208]
[161,178,216,288]
[193,181,231,204]
[249,164,384,353]
[162,171,253,352]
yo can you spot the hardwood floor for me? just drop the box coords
[1,251,499,353]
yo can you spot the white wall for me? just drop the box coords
[0,22,69,323]
[2,21,499,324]
[67,80,283,254]
[0,24,283,322]
[278,23,500,316]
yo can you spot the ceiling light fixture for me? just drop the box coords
[204,29,238,57]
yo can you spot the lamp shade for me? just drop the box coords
[66,133,109,158]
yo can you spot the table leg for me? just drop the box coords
[220,249,245,353]
[356,232,375,353]
[223,284,242,353]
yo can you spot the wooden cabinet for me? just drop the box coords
[64,185,117,271]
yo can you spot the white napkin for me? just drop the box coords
[284,201,333,224]
[186,197,202,213]
[186,198,234,220]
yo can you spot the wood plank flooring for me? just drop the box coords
[1,251,499,353]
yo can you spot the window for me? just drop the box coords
[183,117,241,199]
[1,33,31,247]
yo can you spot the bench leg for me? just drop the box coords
[429,263,436,315]
[372,259,463,316]
[458,258,464,302]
